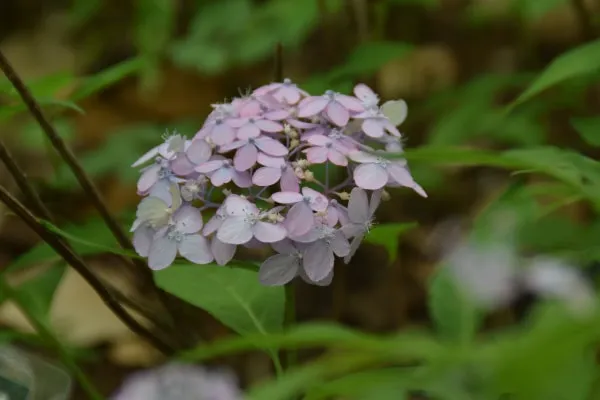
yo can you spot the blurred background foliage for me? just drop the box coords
[3,0,600,398]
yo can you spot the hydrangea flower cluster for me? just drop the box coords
[130,81,426,286]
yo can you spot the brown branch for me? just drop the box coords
[0,184,175,355]
[0,50,153,280]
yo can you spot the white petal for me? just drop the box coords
[148,237,178,270]
[217,216,253,245]
[179,234,214,264]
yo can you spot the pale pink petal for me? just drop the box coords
[305,147,328,164]
[133,225,154,257]
[307,135,332,146]
[362,119,385,138]
[217,216,253,244]
[344,233,364,264]
[325,206,338,227]
[132,146,160,167]
[254,119,284,133]
[336,95,365,112]
[284,201,314,237]
[137,164,160,193]
[254,137,288,156]
[259,254,299,286]
[186,139,212,164]
[202,214,223,235]
[226,118,248,128]
[330,231,350,257]
[354,164,387,190]
[219,140,247,153]
[348,151,379,164]
[369,190,382,216]
[170,154,195,175]
[147,180,172,205]
[326,101,349,127]
[257,152,285,167]
[348,187,369,223]
[302,241,334,282]
[288,118,318,129]
[292,226,322,243]
[210,167,233,186]
[174,205,204,234]
[179,234,214,264]
[272,191,304,204]
[383,120,401,137]
[302,187,328,212]
[211,123,236,146]
[211,237,236,265]
[253,221,287,243]
[240,102,262,117]
[271,239,296,255]
[387,163,417,188]
[234,143,258,171]
[263,109,290,120]
[148,237,178,270]
[297,97,328,117]
[280,167,300,192]
[195,160,225,174]
[327,149,347,166]
[353,84,376,102]
[252,167,281,186]
[237,123,261,140]
[224,195,254,216]
[232,170,252,188]
[341,222,363,239]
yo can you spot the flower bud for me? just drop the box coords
[290,138,300,149]
[294,167,305,179]
[382,190,391,201]
[303,170,315,182]
[336,191,350,201]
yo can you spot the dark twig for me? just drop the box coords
[0,51,152,280]
[274,43,284,82]
[572,0,596,41]
[0,185,175,355]
[0,50,184,339]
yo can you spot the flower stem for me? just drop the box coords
[283,283,297,369]
[0,278,104,400]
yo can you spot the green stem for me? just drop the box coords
[284,283,297,369]
[0,278,104,400]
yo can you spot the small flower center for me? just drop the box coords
[283,78,292,85]
[167,228,184,242]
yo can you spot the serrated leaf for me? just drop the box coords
[155,263,284,335]
[428,267,481,344]
[365,223,417,262]
[509,39,600,110]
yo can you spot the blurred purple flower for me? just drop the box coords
[252,153,299,192]
[254,78,308,105]
[341,188,381,263]
[195,157,252,188]
[219,136,288,171]
[228,116,284,140]
[111,363,243,400]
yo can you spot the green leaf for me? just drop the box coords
[365,223,417,262]
[572,116,600,146]
[509,39,600,110]
[7,216,126,272]
[19,119,74,151]
[155,263,285,335]
[72,58,144,100]
[428,267,481,344]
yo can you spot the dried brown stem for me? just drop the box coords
[0,184,175,354]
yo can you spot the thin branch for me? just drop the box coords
[0,139,54,220]
[572,0,596,41]
[0,185,175,355]
[0,50,152,281]
[274,43,284,82]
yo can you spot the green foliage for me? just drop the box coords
[428,267,481,344]
[572,116,600,147]
[509,39,600,110]
[365,222,417,262]
[155,263,285,335]
[303,41,414,93]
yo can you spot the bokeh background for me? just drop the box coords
[1,0,600,398]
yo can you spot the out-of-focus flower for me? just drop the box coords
[130,83,425,286]
[111,363,243,400]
